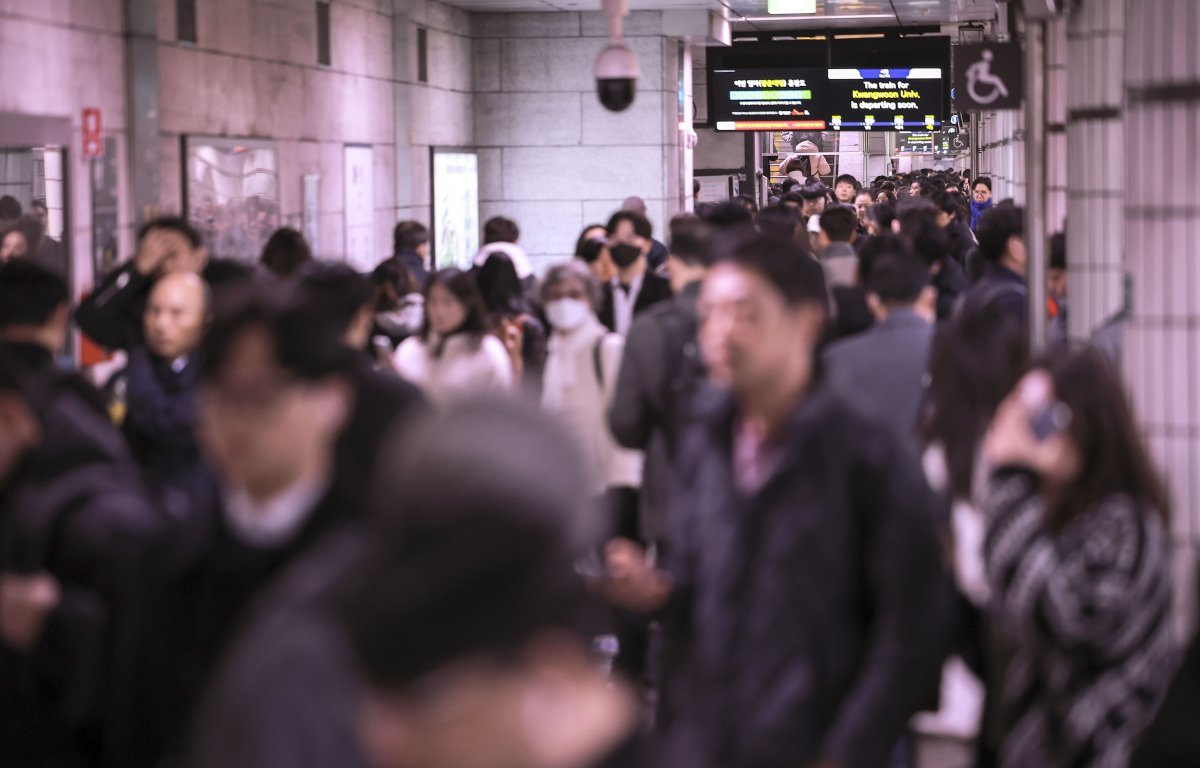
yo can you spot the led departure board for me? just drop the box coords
[825,67,945,130]
[707,37,952,133]
[709,68,828,132]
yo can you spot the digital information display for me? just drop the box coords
[710,68,828,132]
[895,130,971,153]
[712,67,945,132]
[824,68,945,130]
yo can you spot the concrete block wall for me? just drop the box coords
[1120,0,1200,636]
[0,0,130,293]
[156,0,398,264]
[395,0,476,230]
[470,10,683,273]
[1065,1,1124,342]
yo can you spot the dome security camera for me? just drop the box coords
[595,0,639,112]
[595,43,640,112]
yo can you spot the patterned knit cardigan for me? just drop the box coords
[983,468,1176,768]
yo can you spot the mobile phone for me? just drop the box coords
[1029,401,1072,441]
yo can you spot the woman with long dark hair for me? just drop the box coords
[474,253,547,400]
[392,268,512,405]
[979,346,1174,768]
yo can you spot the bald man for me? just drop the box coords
[122,272,211,493]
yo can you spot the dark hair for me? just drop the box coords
[203,258,255,289]
[393,220,429,253]
[780,178,801,195]
[0,195,21,221]
[295,262,372,336]
[577,238,606,265]
[370,259,416,311]
[698,200,754,230]
[0,260,69,328]
[867,201,896,233]
[863,245,929,306]
[7,215,43,251]
[834,174,862,193]
[474,252,525,316]
[334,401,589,690]
[259,227,313,278]
[1039,346,1170,530]
[896,199,950,266]
[202,284,355,384]
[137,216,202,249]
[573,224,606,258]
[482,216,520,246]
[756,204,802,241]
[818,206,857,242]
[972,176,993,192]
[30,198,47,212]
[880,181,897,193]
[1049,231,1067,271]
[423,268,488,344]
[667,214,714,267]
[976,204,1024,264]
[734,194,758,215]
[798,182,828,201]
[928,187,960,217]
[606,210,652,239]
[919,302,1027,499]
[729,234,827,308]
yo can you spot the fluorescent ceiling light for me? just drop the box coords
[767,0,817,13]
[741,13,894,21]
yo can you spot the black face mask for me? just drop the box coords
[610,243,642,269]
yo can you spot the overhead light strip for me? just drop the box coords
[739,13,896,22]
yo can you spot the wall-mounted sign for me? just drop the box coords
[430,149,479,270]
[953,43,1023,110]
[82,108,103,159]
[344,146,374,272]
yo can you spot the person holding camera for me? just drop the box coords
[779,139,832,184]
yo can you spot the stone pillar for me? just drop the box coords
[1065,0,1125,341]
[1121,0,1200,634]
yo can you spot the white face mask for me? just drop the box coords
[545,298,591,332]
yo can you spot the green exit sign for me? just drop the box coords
[768,0,817,13]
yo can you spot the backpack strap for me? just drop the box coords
[592,338,605,388]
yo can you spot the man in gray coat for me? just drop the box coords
[823,235,936,446]
[608,214,713,546]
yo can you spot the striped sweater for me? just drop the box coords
[983,468,1176,768]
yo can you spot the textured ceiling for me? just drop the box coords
[441,0,1001,27]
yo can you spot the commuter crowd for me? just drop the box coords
[0,171,1196,768]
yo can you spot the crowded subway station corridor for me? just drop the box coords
[1,0,1200,766]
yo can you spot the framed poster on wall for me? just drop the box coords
[182,136,278,262]
[430,148,479,270]
[344,145,374,272]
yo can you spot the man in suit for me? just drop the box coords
[823,235,936,446]
[599,210,672,337]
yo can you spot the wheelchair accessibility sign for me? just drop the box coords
[954,43,1022,110]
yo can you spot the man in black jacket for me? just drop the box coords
[294,264,428,513]
[599,210,672,336]
[597,236,950,768]
[77,217,209,351]
[961,203,1027,329]
[134,288,365,764]
[121,272,210,494]
[0,260,109,415]
[390,220,430,289]
[0,348,166,768]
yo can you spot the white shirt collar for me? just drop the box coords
[222,471,331,548]
[610,273,645,337]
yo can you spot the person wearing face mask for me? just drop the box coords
[540,261,642,522]
[598,211,672,337]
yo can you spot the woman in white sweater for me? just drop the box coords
[393,268,513,406]
[539,261,641,523]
